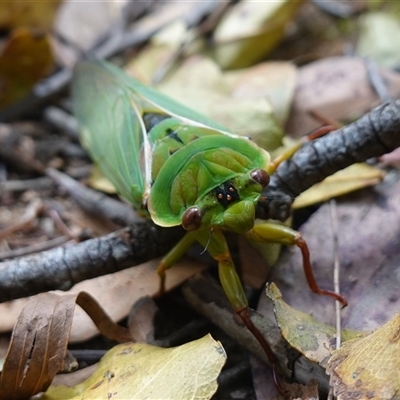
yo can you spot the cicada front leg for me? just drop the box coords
[245,222,347,306]
[155,233,197,296]
[193,228,284,393]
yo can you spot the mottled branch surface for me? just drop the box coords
[0,222,184,302]
[258,99,400,221]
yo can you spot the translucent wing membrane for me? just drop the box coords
[72,61,148,209]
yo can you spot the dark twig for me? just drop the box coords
[46,168,140,227]
[0,199,43,240]
[45,208,79,241]
[258,99,400,221]
[0,222,184,303]
[43,107,79,140]
[364,57,393,103]
[0,177,53,192]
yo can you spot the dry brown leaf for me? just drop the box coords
[127,296,158,343]
[53,0,124,66]
[379,147,400,168]
[251,355,320,400]
[54,1,200,66]
[0,28,53,107]
[0,258,206,343]
[0,292,130,400]
[68,258,206,343]
[285,378,319,400]
[239,219,291,289]
[128,53,299,151]
[327,313,400,400]
[126,44,177,84]
[286,57,400,137]
[42,335,226,400]
[239,235,274,289]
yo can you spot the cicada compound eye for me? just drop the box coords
[250,169,270,188]
[182,207,202,231]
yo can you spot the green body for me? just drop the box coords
[72,61,344,369]
[72,60,270,233]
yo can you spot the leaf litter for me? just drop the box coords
[0,1,398,398]
[256,173,400,396]
[0,292,131,400]
[41,335,226,400]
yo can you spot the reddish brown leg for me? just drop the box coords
[267,125,336,175]
[308,109,342,130]
[247,223,348,307]
[237,308,284,395]
[306,125,336,141]
[294,236,348,307]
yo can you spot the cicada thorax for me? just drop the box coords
[145,117,271,233]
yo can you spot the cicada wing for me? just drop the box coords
[99,61,233,135]
[72,61,149,210]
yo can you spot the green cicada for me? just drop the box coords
[72,60,346,385]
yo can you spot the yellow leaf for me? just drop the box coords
[0,0,61,31]
[154,57,285,151]
[0,28,53,107]
[42,335,226,400]
[87,165,118,194]
[213,0,304,69]
[356,12,400,69]
[225,61,297,125]
[327,313,400,400]
[266,283,363,367]
[292,163,385,209]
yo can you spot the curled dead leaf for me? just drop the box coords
[0,292,131,400]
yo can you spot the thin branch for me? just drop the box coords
[46,168,140,227]
[330,199,342,349]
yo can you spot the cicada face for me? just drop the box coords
[181,169,270,234]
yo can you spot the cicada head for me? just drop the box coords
[148,135,271,232]
[181,168,269,233]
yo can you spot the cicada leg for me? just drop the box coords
[245,222,347,306]
[155,232,197,296]
[194,228,284,393]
